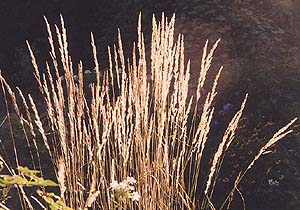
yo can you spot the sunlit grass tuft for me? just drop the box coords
[0,13,296,210]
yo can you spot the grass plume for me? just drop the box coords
[0,13,296,210]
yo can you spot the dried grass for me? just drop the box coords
[0,13,296,210]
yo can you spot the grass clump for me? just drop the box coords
[0,13,296,209]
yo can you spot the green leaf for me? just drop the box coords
[17,166,40,175]
[38,179,59,187]
[37,190,73,210]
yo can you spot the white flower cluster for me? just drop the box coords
[110,176,141,202]
[268,179,279,186]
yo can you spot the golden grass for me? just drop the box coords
[0,13,296,210]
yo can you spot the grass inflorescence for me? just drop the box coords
[0,13,296,210]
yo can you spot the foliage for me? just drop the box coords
[36,190,73,210]
[0,166,57,187]
[0,163,72,210]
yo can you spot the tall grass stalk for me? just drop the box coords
[0,13,296,209]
